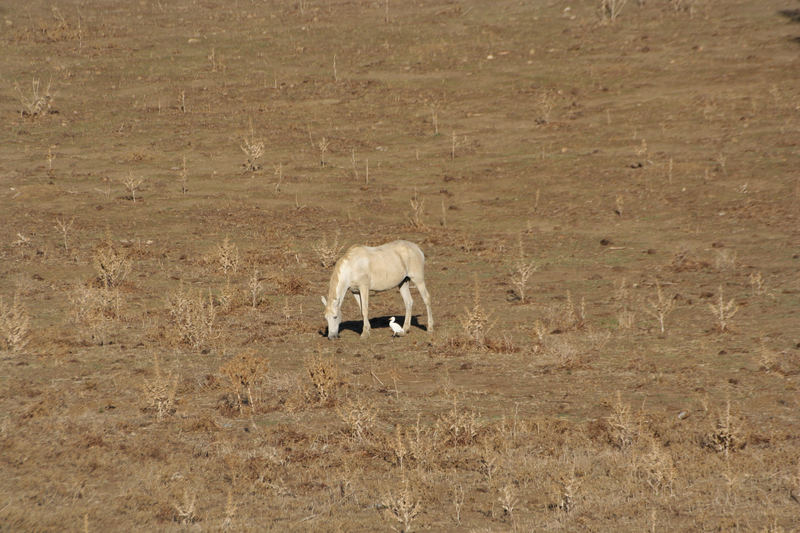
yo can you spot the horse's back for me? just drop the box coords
[341,241,425,290]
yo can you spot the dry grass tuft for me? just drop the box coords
[300,353,342,406]
[544,290,585,333]
[312,230,344,268]
[215,236,241,276]
[708,285,738,332]
[93,235,132,289]
[0,292,30,352]
[510,235,537,303]
[607,391,637,449]
[167,285,217,350]
[635,434,676,495]
[704,400,745,457]
[381,477,421,532]
[69,284,120,345]
[219,350,270,414]
[142,353,178,420]
[644,281,676,335]
[336,394,378,443]
[460,279,495,348]
[15,77,55,118]
[240,120,264,172]
[409,188,427,230]
[436,398,482,447]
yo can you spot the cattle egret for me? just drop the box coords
[389,316,404,337]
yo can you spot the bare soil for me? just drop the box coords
[1,0,799,530]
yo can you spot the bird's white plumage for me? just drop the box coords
[389,316,404,336]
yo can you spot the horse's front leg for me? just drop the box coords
[358,286,371,338]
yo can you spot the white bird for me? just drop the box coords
[389,316,405,337]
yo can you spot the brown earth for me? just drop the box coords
[1,0,799,530]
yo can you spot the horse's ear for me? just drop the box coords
[321,296,327,307]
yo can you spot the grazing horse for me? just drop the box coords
[321,240,433,339]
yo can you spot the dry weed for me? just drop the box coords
[409,188,426,230]
[510,234,537,302]
[704,400,744,457]
[122,171,144,203]
[240,120,264,172]
[93,235,132,289]
[544,290,585,332]
[219,350,270,414]
[14,77,55,118]
[558,469,580,513]
[0,292,30,352]
[336,395,378,443]
[54,217,75,253]
[390,416,436,468]
[536,89,558,124]
[301,353,341,406]
[644,281,676,335]
[167,286,217,349]
[708,285,738,333]
[215,236,240,276]
[635,435,676,495]
[607,391,637,449]
[142,353,178,420]
[381,477,421,533]
[714,248,737,271]
[312,230,344,268]
[459,279,495,348]
[248,267,263,308]
[436,398,482,447]
[69,284,120,345]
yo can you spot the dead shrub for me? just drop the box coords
[544,291,585,333]
[635,435,676,495]
[214,236,240,276]
[219,350,270,414]
[69,284,120,345]
[607,391,637,449]
[300,353,341,406]
[14,77,55,118]
[428,334,471,357]
[336,394,378,443]
[142,353,178,420]
[167,286,217,350]
[459,279,495,348]
[0,292,30,352]
[435,398,482,447]
[93,235,132,289]
[388,416,436,468]
[381,477,421,533]
[270,273,309,295]
[510,234,537,302]
[312,231,343,268]
[703,400,745,457]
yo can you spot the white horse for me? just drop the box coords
[321,240,433,339]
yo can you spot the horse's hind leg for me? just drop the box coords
[399,281,413,333]
[414,279,433,333]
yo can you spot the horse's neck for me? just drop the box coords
[328,263,350,310]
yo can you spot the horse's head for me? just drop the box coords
[321,296,340,339]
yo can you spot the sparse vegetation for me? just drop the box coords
[0,292,30,352]
[1,1,797,531]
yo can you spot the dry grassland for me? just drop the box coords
[1,0,799,530]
